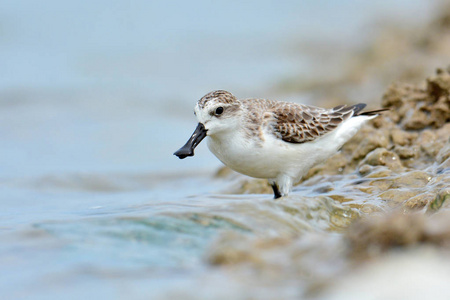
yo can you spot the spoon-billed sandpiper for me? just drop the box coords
[174,90,387,199]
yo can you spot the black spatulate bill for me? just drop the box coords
[173,123,207,159]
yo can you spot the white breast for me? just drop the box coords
[206,115,375,181]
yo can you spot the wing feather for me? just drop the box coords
[270,102,363,143]
[240,98,370,144]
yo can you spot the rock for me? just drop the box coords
[361,148,403,171]
[390,128,417,146]
[436,123,450,140]
[234,178,272,195]
[345,212,426,259]
[403,192,436,210]
[403,107,433,130]
[357,164,374,177]
[350,129,389,161]
[427,188,450,213]
[427,67,450,100]
[382,68,450,130]
[419,130,443,157]
[437,139,450,164]
[389,170,431,189]
[303,152,347,181]
[378,189,420,204]
[430,96,450,128]
[363,166,394,179]
[381,83,424,112]
[345,210,450,259]
[393,145,419,160]
[367,177,394,192]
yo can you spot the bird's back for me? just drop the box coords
[240,98,367,145]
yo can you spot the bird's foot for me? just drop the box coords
[271,183,282,199]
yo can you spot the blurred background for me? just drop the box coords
[1,0,448,299]
[0,0,440,176]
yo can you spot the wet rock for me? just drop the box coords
[329,207,360,229]
[378,189,420,204]
[393,145,419,160]
[432,175,450,199]
[437,139,450,164]
[403,192,436,210]
[427,188,450,213]
[360,148,403,171]
[362,166,393,179]
[389,170,431,189]
[357,164,373,176]
[365,178,392,192]
[359,204,383,214]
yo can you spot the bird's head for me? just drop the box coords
[174,90,241,159]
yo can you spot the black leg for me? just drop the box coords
[271,183,282,199]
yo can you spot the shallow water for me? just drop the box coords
[0,180,352,299]
[0,1,441,299]
[0,166,394,299]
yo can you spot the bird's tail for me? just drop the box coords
[349,103,389,116]
[356,107,390,116]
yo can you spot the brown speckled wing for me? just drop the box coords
[270,102,363,143]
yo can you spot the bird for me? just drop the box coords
[174,90,387,199]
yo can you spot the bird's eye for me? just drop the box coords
[215,107,224,115]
